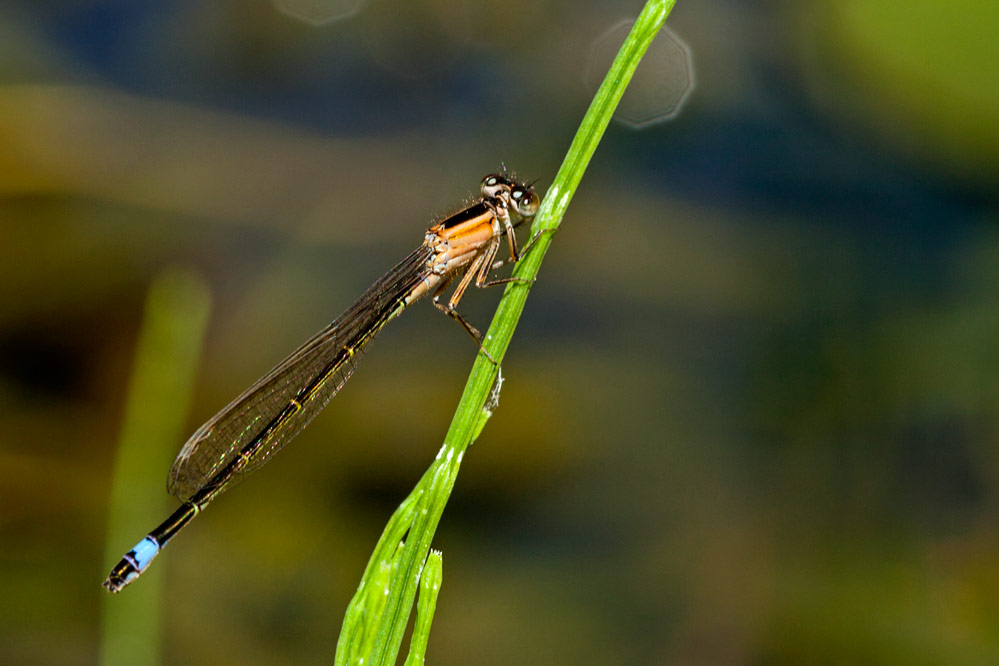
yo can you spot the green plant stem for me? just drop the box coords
[335,2,676,663]
[446,0,677,446]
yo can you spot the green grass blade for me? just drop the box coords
[403,550,443,666]
[99,268,211,666]
[335,1,677,663]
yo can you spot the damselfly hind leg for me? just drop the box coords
[431,298,499,365]
[431,259,500,366]
[478,274,536,288]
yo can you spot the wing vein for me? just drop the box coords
[167,244,434,502]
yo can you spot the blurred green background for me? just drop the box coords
[2,1,998,664]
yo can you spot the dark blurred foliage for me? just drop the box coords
[1,1,997,664]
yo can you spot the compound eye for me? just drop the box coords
[481,173,507,198]
[511,187,539,217]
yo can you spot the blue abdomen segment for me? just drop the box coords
[103,502,198,593]
[103,536,161,593]
[130,537,160,571]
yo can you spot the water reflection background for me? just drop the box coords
[2,1,997,664]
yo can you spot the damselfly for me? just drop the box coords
[103,173,540,593]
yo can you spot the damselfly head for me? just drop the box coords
[481,172,538,225]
